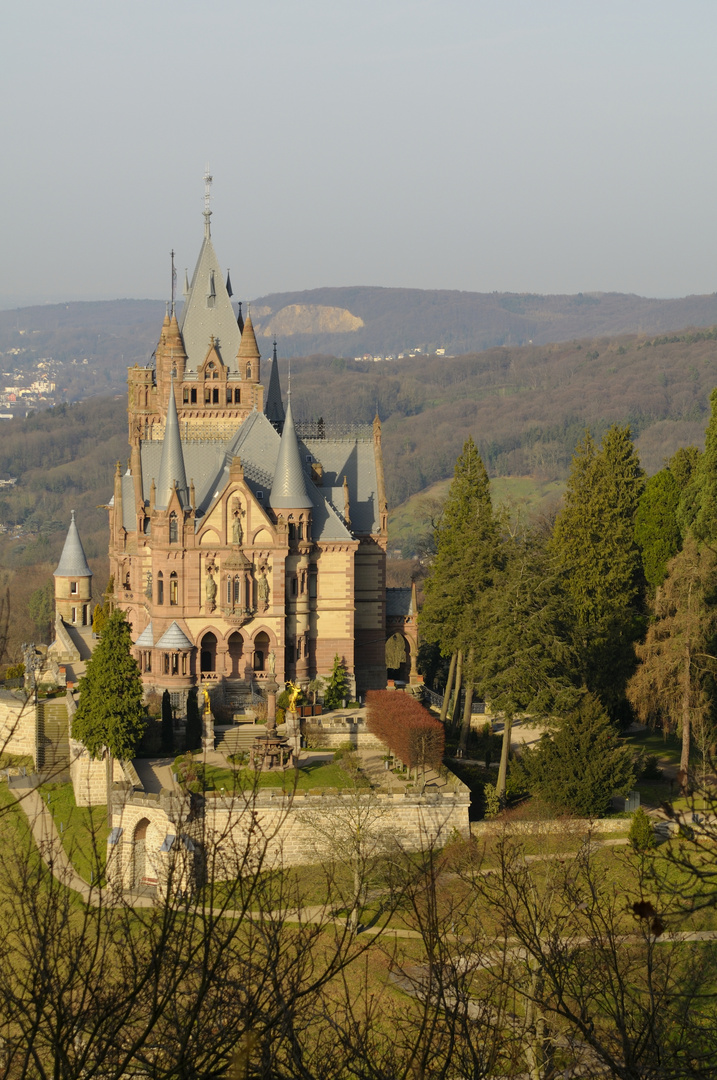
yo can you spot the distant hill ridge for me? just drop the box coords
[4,287,717,370]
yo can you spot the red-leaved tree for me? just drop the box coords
[366,690,445,772]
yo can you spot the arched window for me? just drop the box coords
[157,572,164,605]
[205,362,215,381]
[144,387,149,408]
[253,631,270,671]
[169,572,178,606]
[234,575,241,605]
[169,512,178,544]
[246,363,252,380]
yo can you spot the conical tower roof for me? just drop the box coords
[180,229,240,372]
[156,381,188,510]
[265,340,285,428]
[237,312,260,360]
[54,511,92,578]
[270,396,312,509]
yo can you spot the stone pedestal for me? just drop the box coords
[202,710,215,752]
[284,709,302,759]
[265,677,278,732]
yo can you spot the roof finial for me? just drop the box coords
[288,359,292,400]
[203,165,213,238]
[171,249,177,315]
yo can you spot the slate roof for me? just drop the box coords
[134,622,154,647]
[156,381,188,509]
[54,511,92,578]
[386,588,414,618]
[155,622,194,650]
[179,231,242,373]
[270,398,313,510]
[264,343,285,427]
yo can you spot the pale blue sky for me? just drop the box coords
[2,0,716,305]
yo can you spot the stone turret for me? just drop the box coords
[270,397,313,513]
[54,511,92,626]
[156,377,188,510]
[264,339,285,430]
[237,312,261,384]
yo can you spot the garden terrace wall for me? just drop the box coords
[0,692,36,763]
[107,781,471,888]
[303,714,385,749]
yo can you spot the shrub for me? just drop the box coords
[629,806,656,851]
[483,783,500,819]
[365,690,444,770]
[641,754,663,781]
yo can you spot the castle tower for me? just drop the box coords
[270,396,314,681]
[54,511,93,627]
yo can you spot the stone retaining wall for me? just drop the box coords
[70,741,122,806]
[107,781,471,891]
[470,817,630,837]
[304,715,385,750]
[0,693,36,763]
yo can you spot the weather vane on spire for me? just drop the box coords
[203,165,213,237]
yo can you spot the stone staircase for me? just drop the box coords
[215,724,267,756]
[36,699,70,777]
[221,680,261,715]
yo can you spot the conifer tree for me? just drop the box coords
[161,689,174,755]
[324,654,350,710]
[518,692,635,817]
[679,388,717,543]
[475,524,579,802]
[552,425,645,719]
[72,609,145,760]
[419,437,502,660]
[185,687,202,752]
[636,447,699,593]
[627,537,717,788]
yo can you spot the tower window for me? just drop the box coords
[169,572,178,606]
[157,572,164,605]
[70,581,78,595]
[212,387,219,404]
[71,607,76,623]
[169,512,178,544]
[226,387,233,404]
[190,388,197,404]
[183,388,189,404]
[246,363,252,380]
[234,388,241,404]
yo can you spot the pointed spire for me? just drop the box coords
[226,270,233,297]
[54,511,92,578]
[203,166,212,238]
[156,375,188,510]
[183,268,189,299]
[237,311,260,360]
[265,339,285,428]
[237,300,244,333]
[270,396,312,509]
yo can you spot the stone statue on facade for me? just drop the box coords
[205,567,217,612]
[257,565,270,611]
[232,508,244,546]
[268,649,276,675]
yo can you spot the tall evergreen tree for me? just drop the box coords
[551,425,645,719]
[419,437,502,660]
[161,689,174,755]
[627,537,717,788]
[678,388,717,543]
[72,609,145,760]
[636,447,700,593]
[324,654,350,710]
[185,687,202,752]
[476,523,579,802]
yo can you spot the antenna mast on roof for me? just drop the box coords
[203,165,213,238]
[170,249,176,314]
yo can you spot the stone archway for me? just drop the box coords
[133,817,151,888]
[200,632,217,673]
[386,632,410,683]
[227,632,243,677]
[253,631,270,671]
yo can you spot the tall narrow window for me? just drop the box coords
[183,388,189,403]
[169,572,178,606]
[234,575,241,604]
[169,512,178,543]
[234,388,241,403]
[190,388,197,404]
[246,363,252,380]
[212,387,219,404]
[157,572,164,605]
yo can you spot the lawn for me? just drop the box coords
[623,726,684,767]
[39,781,109,882]
[182,756,369,794]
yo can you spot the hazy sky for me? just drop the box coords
[2,0,717,306]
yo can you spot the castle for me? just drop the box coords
[101,193,416,705]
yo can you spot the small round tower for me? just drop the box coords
[54,511,93,626]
